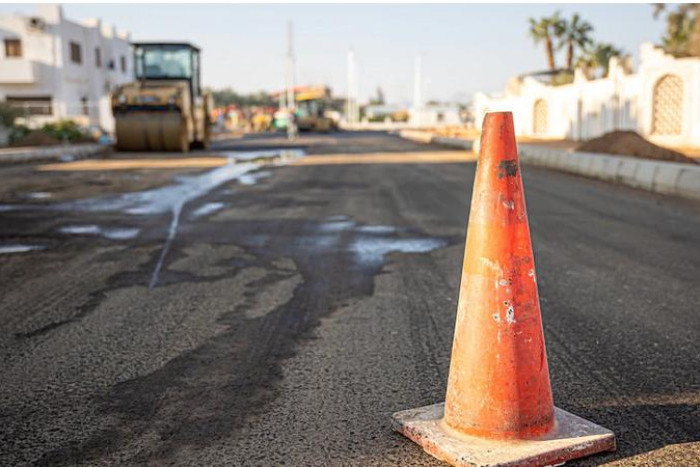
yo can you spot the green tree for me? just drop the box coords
[653,4,700,57]
[369,87,386,106]
[595,43,625,76]
[557,13,594,70]
[209,87,275,107]
[528,12,564,71]
[575,47,598,79]
[576,42,625,79]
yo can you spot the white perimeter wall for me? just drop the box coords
[475,43,700,149]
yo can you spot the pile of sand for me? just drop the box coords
[577,131,697,164]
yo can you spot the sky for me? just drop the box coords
[0,4,666,105]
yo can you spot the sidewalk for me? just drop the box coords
[0,143,110,164]
[398,130,700,201]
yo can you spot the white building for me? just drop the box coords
[0,5,132,132]
[474,42,700,150]
[409,104,462,127]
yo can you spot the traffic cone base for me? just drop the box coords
[392,403,615,467]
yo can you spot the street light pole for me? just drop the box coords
[414,54,422,127]
[346,49,360,128]
[286,20,295,111]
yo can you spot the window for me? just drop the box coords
[69,41,82,64]
[134,44,193,80]
[108,59,115,70]
[81,97,89,116]
[4,39,22,58]
[120,55,126,73]
[5,96,52,116]
[95,47,101,67]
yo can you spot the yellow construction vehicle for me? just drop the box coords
[112,42,211,152]
[271,86,338,133]
[295,86,338,132]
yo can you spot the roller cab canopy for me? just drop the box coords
[132,42,203,97]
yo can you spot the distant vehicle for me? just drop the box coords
[112,42,211,152]
[271,86,339,133]
[295,86,338,132]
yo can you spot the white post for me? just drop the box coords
[346,49,360,128]
[353,59,360,125]
[414,54,422,127]
[286,20,295,112]
[347,49,355,127]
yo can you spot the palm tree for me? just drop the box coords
[557,13,594,70]
[594,43,625,77]
[575,42,625,79]
[575,48,598,79]
[528,12,564,71]
[653,4,700,57]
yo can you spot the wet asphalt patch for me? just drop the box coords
[1,141,460,464]
[0,150,302,288]
[32,212,453,464]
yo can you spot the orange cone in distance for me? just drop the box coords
[392,112,615,467]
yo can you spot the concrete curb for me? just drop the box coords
[398,130,474,151]
[518,144,700,201]
[0,143,111,164]
[399,130,700,201]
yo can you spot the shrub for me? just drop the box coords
[0,101,19,128]
[40,120,87,142]
[9,125,30,144]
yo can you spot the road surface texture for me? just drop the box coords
[1,131,699,466]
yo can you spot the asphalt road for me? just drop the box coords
[1,131,699,466]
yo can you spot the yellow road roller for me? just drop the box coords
[112,42,211,152]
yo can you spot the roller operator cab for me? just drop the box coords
[112,43,212,152]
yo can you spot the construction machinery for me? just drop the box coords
[270,86,339,133]
[112,42,211,152]
[295,86,338,132]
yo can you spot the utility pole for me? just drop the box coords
[346,48,360,127]
[347,49,355,127]
[353,56,359,126]
[413,54,422,127]
[286,20,295,112]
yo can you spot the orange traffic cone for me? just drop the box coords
[392,112,615,466]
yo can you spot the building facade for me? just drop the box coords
[0,5,132,132]
[409,104,462,127]
[474,43,700,150]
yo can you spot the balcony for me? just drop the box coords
[0,59,36,84]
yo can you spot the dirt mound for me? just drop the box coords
[577,131,696,164]
[11,130,61,147]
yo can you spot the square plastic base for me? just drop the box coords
[392,403,615,467]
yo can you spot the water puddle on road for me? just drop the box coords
[319,216,447,266]
[1,149,304,287]
[58,225,140,240]
[350,236,446,266]
[191,202,226,219]
[250,214,448,270]
[238,171,271,186]
[25,192,52,200]
[355,225,397,234]
[0,244,45,254]
[219,150,302,163]
[317,217,356,232]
